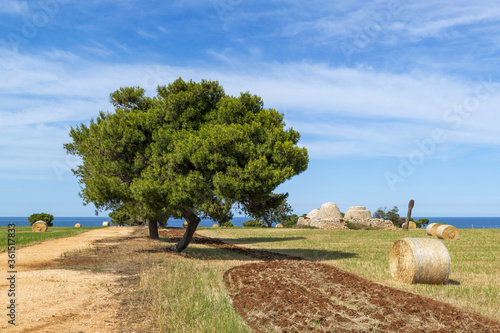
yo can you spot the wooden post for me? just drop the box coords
[403,199,415,230]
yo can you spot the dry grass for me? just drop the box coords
[198,227,500,322]
[56,226,499,331]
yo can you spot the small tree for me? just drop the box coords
[373,207,387,219]
[243,193,293,228]
[415,218,429,228]
[386,206,400,225]
[282,214,299,228]
[28,213,54,227]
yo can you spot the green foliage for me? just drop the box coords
[242,219,266,227]
[415,218,430,228]
[283,214,298,228]
[28,213,54,227]
[374,206,400,225]
[65,78,308,249]
[219,221,234,227]
[243,193,293,228]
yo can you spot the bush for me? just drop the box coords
[415,218,430,228]
[28,212,54,227]
[283,214,299,228]
[242,219,265,227]
[219,221,234,227]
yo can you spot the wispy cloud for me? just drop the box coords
[0,0,29,16]
[1,41,499,179]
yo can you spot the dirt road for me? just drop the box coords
[0,227,135,333]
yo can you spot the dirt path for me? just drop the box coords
[0,227,135,333]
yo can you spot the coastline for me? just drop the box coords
[1,216,500,229]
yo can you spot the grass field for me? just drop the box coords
[5,225,498,331]
[0,226,100,252]
[191,227,500,322]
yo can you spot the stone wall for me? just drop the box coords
[310,218,348,230]
[347,218,394,230]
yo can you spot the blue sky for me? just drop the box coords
[1,0,500,218]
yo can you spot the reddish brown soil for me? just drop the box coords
[162,229,500,333]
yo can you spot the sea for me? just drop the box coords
[1,216,500,229]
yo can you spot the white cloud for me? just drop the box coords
[0,0,29,15]
[1,46,500,180]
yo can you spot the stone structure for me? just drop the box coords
[297,202,394,230]
[344,206,372,220]
[297,202,348,230]
[306,209,319,219]
[344,206,393,229]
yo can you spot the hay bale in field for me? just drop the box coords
[102,221,110,227]
[389,238,450,284]
[276,223,283,228]
[183,221,188,228]
[212,224,218,228]
[408,221,416,229]
[436,225,459,240]
[32,221,48,232]
[426,223,441,236]
[75,223,81,227]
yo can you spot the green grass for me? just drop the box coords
[195,227,500,322]
[138,259,253,333]
[0,226,100,252]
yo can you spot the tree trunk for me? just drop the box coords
[171,207,200,252]
[403,200,415,231]
[147,218,159,239]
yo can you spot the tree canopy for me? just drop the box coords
[65,78,308,251]
[28,212,54,227]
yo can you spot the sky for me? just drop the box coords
[1,0,500,218]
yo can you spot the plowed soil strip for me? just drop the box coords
[161,229,500,333]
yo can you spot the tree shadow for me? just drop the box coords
[222,236,307,244]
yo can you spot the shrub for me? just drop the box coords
[415,218,430,228]
[220,221,234,228]
[242,219,265,227]
[28,213,54,227]
[282,214,299,228]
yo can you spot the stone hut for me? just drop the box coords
[297,202,347,229]
[344,206,372,220]
[298,202,394,230]
[344,206,393,229]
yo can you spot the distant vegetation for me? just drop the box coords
[28,212,54,227]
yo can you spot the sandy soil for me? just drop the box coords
[0,227,135,333]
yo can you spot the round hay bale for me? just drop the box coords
[408,221,416,229]
[212,224,218,228]
[32,221,48,232]
[182,221,188,228]
[102,221,110,227]
[276,223,283,228]
[74,223,81,227]
[389,238,450,284]
[426,223,441,236]
[436,225,459,240]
